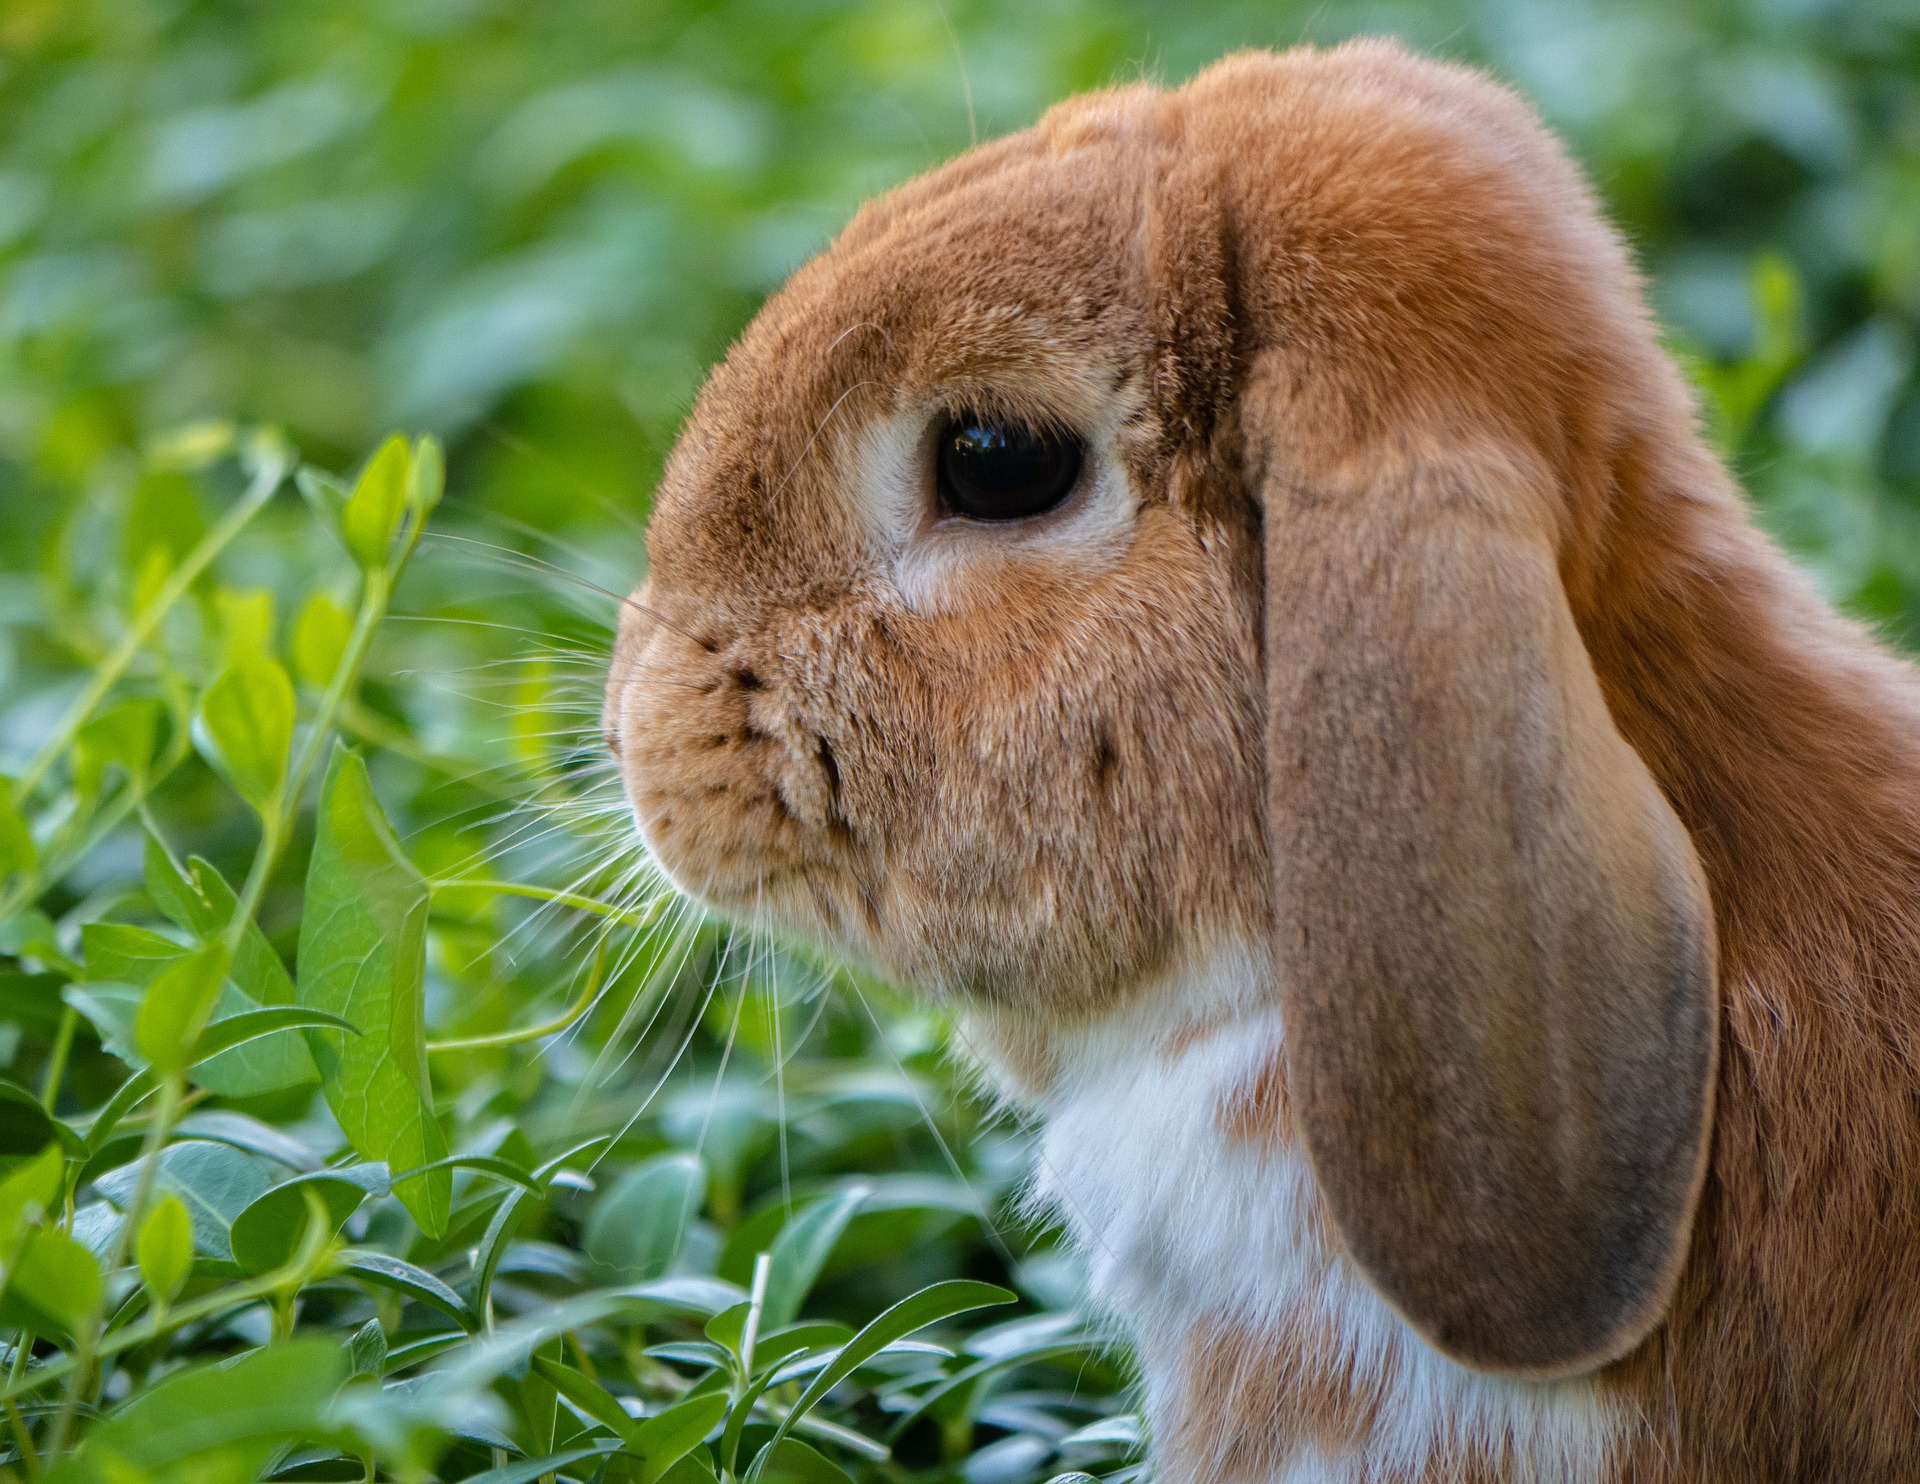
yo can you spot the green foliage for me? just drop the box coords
[0,1,1913,1482]
[298,746,449,1235]
[0,417,1116,1482]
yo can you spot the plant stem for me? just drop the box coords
[11,452,287,806]
[38,1007,76,1112]
[1,1260,314,1406]
[3,1394,39,1477]
[43,1075,183,1455]
[427,940,607,1054]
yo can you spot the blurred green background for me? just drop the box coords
[0,5,1915,1482]
[2,0,1916,625]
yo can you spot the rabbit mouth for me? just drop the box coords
[606,618,886,955]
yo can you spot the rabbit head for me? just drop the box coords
[606,39,1719,1381]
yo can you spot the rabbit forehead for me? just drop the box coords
[642,118,1167,602]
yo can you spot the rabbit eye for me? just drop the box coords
[934,413,1084,521]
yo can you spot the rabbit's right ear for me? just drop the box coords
[1260,436,1719,1376]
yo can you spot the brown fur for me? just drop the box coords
[608,38,1920,1482]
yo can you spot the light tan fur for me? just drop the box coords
[607,39,1920,1482]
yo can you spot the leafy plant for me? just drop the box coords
[0,430,1132,1484]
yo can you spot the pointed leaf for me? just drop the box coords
[0,1145,65,1238]
[134,944,227,1072]
[143,845,317,1094]
[297,746,448,1235]
[230,1166,387,1275]
[760,1184,867,1331]
[341,435,409,569]
[630,1393,727,1484]
[292,593,354,689]
[8,1227,102,1332]
[746,1281,1013,1480]
[137,1194,194,1304]
[335,1248,474,1329]
[586,1153,705,1282]
[530,1356,642,1448]
[195,658,295,812]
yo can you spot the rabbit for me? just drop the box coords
[603,37,1920,1484]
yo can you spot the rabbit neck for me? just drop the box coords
[1001,942,1635,1484]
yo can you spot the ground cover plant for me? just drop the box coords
[0,425,1135,1484]
[0,1,1915,1482]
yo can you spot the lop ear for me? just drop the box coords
[1265,444,1718,1377]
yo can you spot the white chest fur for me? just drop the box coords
[1001,946,1632,1484]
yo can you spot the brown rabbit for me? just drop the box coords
[604,38,1920,1483]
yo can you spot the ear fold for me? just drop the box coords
[1264,445,1718,1377]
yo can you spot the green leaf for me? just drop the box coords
[406,435,444,518]
[67,1337,344,1478]
[195,658,296,813]
[341,435,409,569]
[297,746,449,1235]
[134,944,227,1072]
[73,699,161,799]
[0,1082,70,1158]
[124,468,207,606]
[746,1281,1014,1480]
[194,1004,358,1058]
[447,1447,617,1484]
[292,592,354,689]
[335,1248,474,1329]
[760,1183,867,1331]
[585,1152,705,1283]
[628,1394,727,1484]
[347,1317,388,1377]
[0,1144,65,1239]
[8,1226,103,1332]
[753,1439,853,1484]
[94,1140,280,1261]
[0,784,36,881]
[142,843,318,1094]
[137,1194,194,1305]
[229,1165,387,1275]
[468,1183,535,1318]
[82,922,189,986]
[531,1356,642,1448]
[215,587,276,667]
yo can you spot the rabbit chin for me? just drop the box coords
[961,941,1636,1484]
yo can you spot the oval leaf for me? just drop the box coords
[297,746,449,1236]
[195,658,296,812]
[134,944,228,1073]
[342,435,409,569]
[137,1193,194,1304]
[230,1167,387,1275]
[585,1153,705,1283]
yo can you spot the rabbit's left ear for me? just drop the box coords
[1262,440,1719,1377]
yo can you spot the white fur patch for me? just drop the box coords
[1021,944,1634,1484]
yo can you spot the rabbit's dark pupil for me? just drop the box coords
[935,415,1083,521]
